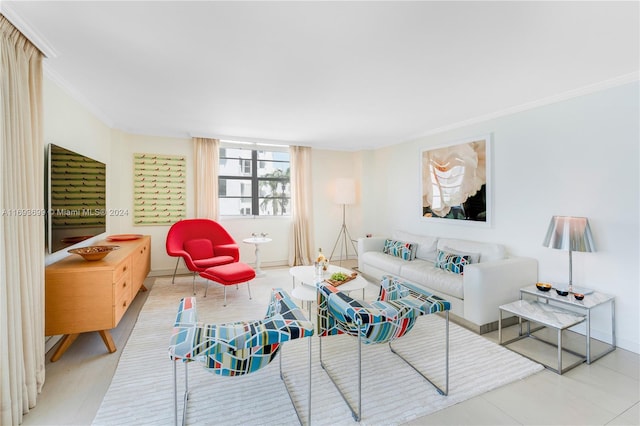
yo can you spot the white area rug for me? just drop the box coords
[93,269,543,425]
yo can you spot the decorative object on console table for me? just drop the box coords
[45,235,151,361]
[329,178,358,266]
[68,245,120,261]
[542,216,595,295]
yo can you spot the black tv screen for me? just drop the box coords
[47,143,106,253]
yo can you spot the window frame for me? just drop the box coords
[218,142,291,217]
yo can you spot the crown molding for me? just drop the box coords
[408,72,640,141]
[44,63,115,128]
[1,3,57,58]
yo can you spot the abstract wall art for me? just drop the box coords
[421,135,491,225]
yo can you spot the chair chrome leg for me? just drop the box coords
[319,333,362,422]
[389,311,450,396]
[224,286,227,306]
[445,311,449,395]
[192,272,197,295]
[173,361,177,426]
[172,258,180,284]
[247,281,252,300]
[280,339,312,425]
[357,331,362,421]
[174,360,189,426]
[204,280,209,298]
[308,336,312,425]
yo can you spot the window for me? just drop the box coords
[218,144,290,216]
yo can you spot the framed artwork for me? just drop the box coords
[133,153,186,225]
[421,135,491,225]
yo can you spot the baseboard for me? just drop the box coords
[45,335,63,355]
[446,313,519,335]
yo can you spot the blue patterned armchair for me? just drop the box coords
[317,275,451,421]
[169,288,314,426]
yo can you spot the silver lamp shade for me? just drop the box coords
[542,216,595,293]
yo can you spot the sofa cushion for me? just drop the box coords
[383,239,417,260]
[437,238,506,263]
[392,230,438,261]
[360,251,404,276]
[435,249,472,275]
[440,246,481,264]
[399,260,464,299]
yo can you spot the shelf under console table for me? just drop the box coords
[45,235,151,362]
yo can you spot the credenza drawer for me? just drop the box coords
[114,257,132,284]
[115,285,131,325]
[114,269,132,303]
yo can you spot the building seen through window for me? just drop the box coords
[218,144,290,216]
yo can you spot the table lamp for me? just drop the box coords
[542,216,595,294]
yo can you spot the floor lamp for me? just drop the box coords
[329,178,358,266]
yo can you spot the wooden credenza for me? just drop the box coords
[45,235,151,361]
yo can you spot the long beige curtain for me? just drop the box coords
[193,137,219,220]
[0,15,46,426]
[288,146,314,265]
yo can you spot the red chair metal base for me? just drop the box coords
[200,263,256,305]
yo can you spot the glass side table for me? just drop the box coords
[519,285,616,364]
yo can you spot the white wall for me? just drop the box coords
[43,77,112,265]
[111,135,355,273]
[108,131,193,273]
[42,74,639,353]
[359,82,639,353]
[311,149,363,262]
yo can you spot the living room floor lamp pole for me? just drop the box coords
[542,215,595,294]
[329,178,358,266]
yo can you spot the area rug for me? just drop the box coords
[92,269,543,425]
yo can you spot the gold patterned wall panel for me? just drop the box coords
[133,153,186,225]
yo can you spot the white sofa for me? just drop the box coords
[357,231,538,333]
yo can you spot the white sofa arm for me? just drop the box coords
[357,237,386,271]
[463,257,538,326]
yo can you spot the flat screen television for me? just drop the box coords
[46,143,106,253]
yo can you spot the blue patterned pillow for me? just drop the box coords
[383,239,417,260]
[435,249,471,275]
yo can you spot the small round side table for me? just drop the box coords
[242,237,272,277]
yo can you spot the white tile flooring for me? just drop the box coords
[22,272,639,426]
[410,327,639,425]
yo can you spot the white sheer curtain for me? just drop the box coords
[193,137,219,220]
[0,15,46,425]
[288,146,314,265]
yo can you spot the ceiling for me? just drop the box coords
[3,1,638,151]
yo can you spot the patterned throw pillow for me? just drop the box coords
[435,249,472,275]
[383,239,417,261]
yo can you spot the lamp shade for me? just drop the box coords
[334,178,356,205]
[542,216,595,253]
